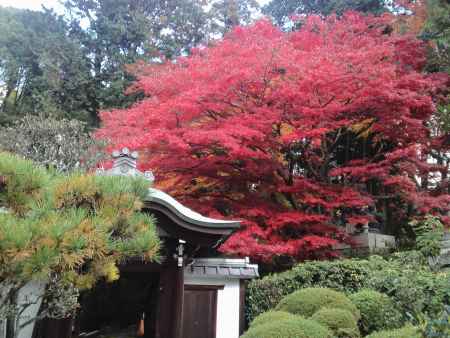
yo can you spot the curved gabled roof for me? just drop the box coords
[146,188,240,230]
[144,189,240,246]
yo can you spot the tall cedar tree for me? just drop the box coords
[63,0,258,126]
[264,0,386,26]
[98,14,450,263]
[0,7,93,125]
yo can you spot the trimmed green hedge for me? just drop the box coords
[275,288,360,320]
[249,310,297,328]
[241,317,332,338]
[349,289,402,335]
[246,252,450,323]
[365,325,421,338]
[310,308,360,338]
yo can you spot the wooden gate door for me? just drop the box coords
[182,285,221,338]
[156,260,184,338]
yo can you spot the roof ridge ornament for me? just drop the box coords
[96,147,155,183]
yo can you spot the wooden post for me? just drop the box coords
[173,262,184,338]
[173,240,185,338]
[155,240,185,338]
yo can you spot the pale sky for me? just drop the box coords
[0,0,64,12]
[0,0,271,12]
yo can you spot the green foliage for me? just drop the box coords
[0,1,212,126]
[250,310,298,328]
[418,305,450,338]
[0,7,94,125]
[241,317,332,338]
[0,115,105,172]
[246,253,450,324]
[365,325,421,338]
[0,1,259,127]
[275,288,360,320]
[62,0,259,125]
[310,308,360,338]
[410,215,445,258]
[388,250,429,266]
[365,257,450,321]
[208,0,259,34]
[263,0,386,26]
[63,0,208,123]
[433,102,450,136]
[246,259,371,322]
[422,0,450,159]
[422,0,450,73]
[0,152,159,325]
[0,151,50,215]
[349,289,402,335]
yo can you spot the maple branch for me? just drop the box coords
[319,128,343,180]
[353,119,376,139]
[276,168,290,185]
[319,95,336,108]
[284,192,300,210]
[374,194,396,199]
[251,144,269,155]
[294,142,321,180]
[257,48,278,104]
[205,110,219,121]
[220,100,246,114]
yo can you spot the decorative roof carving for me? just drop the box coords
[96,147,154,182]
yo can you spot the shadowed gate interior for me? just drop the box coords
[75,275,221,338]
[77,272,159,338]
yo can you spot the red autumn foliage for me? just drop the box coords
[97,13,449,263]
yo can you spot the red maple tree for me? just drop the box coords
[97,13,449,263]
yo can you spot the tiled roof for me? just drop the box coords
[185,258,259,279]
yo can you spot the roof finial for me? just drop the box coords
[96,148,154,183]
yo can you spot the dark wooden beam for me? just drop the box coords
[155,240,185,338]
[173,259,184,338]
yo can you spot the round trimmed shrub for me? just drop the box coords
[241,317,332,338]
[250,310,297,327]
[275,287,360,319]
[365,325,420,338]
[349,289,403,335]
[310,308,360,338]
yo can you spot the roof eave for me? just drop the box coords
[145,188,241,232]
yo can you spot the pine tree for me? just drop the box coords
[0,152,159,338]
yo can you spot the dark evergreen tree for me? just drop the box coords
[0,1,260,126]
[208,0,259,34]
[263,0,386,26]
[0,7,94,125]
